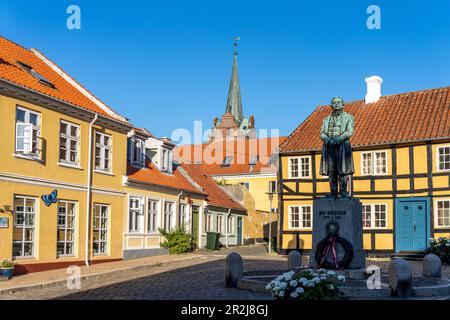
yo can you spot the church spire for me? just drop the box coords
[225,37,244,124]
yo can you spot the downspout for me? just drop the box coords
[225,208,231,248]
[85,114,98,266]
[177,190,184,228]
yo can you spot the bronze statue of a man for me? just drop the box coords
[320,97,355,197]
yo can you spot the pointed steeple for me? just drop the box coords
[225,42,244,124]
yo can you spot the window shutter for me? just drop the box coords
[16,123,33,153]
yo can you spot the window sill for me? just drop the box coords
[58,162,83,170]
[94,169,114,176]
[13,153,42,163]
[124,232,160,236]
[434,226,450,230]
[363,228,389,231]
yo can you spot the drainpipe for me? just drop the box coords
[225,208,231,248]
[85,114,98,266]
[177,191,184,228]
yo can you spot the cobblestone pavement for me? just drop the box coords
[0,247,286,300]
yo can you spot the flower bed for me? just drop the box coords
[265,268,346,300]
[429,237,450,264]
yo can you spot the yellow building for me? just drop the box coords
[0,36,132,273]
[278,78,450,256]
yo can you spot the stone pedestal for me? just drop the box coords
[310,197,365,269]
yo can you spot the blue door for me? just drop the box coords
[237,217,243,245]
[396,198,429,252]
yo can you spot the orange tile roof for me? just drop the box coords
[174,137,286,176]
[281,86,450,153]
[181,164,246,212]
[127,161,204,195]
[0,36,128,124]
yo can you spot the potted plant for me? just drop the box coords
[0,260,15,279]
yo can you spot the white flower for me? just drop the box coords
[328,284,334,290]
[320,275,327,280]
[289,280,298,287]
[295,287,305,294]
[337,275,346,282]
[317,268,326,273]
[311,276,321,283]
[306,281,315,287]
[290,291,299,299]
[298,277,308,285]
[279,290,285,297]
[446,243,450,247]
[327,270,336,276]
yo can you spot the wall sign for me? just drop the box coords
[0,217,8,228]
[41,190,58,207]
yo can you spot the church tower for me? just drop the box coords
[210,40,256,141]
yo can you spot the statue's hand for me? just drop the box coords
[334,136,344,144]
[328,138,336,146]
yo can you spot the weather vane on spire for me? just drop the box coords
[233,36,240,55]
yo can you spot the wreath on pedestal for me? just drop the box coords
[315,221,354,270]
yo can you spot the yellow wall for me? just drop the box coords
[280,142,450,253]
[0,95,128,264]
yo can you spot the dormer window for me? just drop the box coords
[222,156,233,167]
[160,148,173,173]
[17,61,56,89]
[128,137,145,167]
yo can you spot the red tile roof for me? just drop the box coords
[181,164,246,212]
[281,86,450,153]
[174,137,286,176]
[127,161,204,195]
[0,36,128,124]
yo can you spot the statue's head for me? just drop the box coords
[331,96,344,111]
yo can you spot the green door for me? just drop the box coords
[191,206,199,250]
[237,217,243,245]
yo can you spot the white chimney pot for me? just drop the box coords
[365,75,383,103]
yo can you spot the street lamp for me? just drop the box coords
[266,190,276,254]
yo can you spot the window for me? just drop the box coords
[13,196,36,258]
[216,215,224,233]
[148,200,159,232]
[57,201,76,256]
[249,155,259,166]
[180,204,187,227]
[129,137,145,166]
[289,157,310,178]
[222,156,233,167]
[362,203,387,229]
[17,61,56,88]
[129,197,144,233]
[204,214,212,232]
[93,204,109,255]
[164,202,174,230]
[15,107,40,157]
[59,121,80,165]
[289,205,312,229]
[269,181,277,194]
[239,182,250,191]
[436,200,450,227]
[438,146,450,171]
[227,216,235,234]
[161,148,172,172]
[95,132,112,172]
[361,151,387,176]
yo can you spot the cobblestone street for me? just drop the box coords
[0,246,286,300]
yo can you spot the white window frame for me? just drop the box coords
[269,181,277,194]
[59,120,80,166]
[160,148,172,173]
[15,106,41,158]
[288,205,312,229]
[437,146,450,172]
[227,215,235,235]
[95,132,112,173]
[93,204,109,255]
[435,199,450,228]
[362,203,388,229]
[13,196,37,259]
[148,199,159,233]
[179,203,187,227]
[57,200,77,257]
[204,214,213,232]
[129,137,145,167]
[361,150,388,176]
[163,201,174,230]
[128,196,144,233]
[239,182,250,191]
[216,215,224,234]
[288,156,311,179]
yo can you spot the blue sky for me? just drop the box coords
[1,1,449,140]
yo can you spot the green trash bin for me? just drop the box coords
[206,232,221,250]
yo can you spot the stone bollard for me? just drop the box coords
[388,258,414,297]
[423,254,441,278]
[225,252,243,288]
[288,251,302,270]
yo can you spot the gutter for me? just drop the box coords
[85,114,98,266]
[225,208,231,248]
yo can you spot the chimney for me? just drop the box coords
[365,75,383,103]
